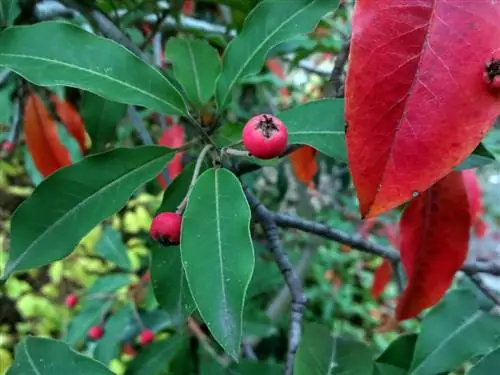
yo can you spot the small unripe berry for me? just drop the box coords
[150,212,182,246]
[65,293,78,309]
[138,329,155,346]
[242,114,288,159]
[88,325,104,340]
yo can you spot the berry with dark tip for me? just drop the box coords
[242,114,288,159]
[150,212,182,246]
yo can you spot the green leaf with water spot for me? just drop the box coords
[7,337,113,375]
[278,99,346,161]
[216,0,338,110]
[0,22,186,114]
[181,168,254,359]
[2,146,173,279]
[167,37,221,108]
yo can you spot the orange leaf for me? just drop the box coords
[396,171,471,321]
[371,259,393,299]
[24,94,72,177]
[289,146,318,187]
[51,95,87,154]
[157,124,185,188]
[266,58,290,99]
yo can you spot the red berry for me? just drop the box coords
[150,212,182,246]
[122,343,137,356]
[138,329,155,346]
[65,293,78,309]
[242,114,288,159]
[2,141,14,153]
[88,326,104,340]
[141,271,151,282]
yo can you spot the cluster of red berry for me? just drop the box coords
[150,114,288,244]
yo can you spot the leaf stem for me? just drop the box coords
[177,144,213,214]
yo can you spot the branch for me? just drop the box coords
[244,187,306,375]
[464,273,500,307]
[324,38,351,98]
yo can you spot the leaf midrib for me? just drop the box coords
[23,341,42,375]
[5,152,169,276]
[186,42,203,104]
[410,311,482,374]
[0,53,184,114]
[219,0,316,108]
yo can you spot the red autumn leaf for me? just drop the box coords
[396,171,471,321]
[346,0,500,218]
[24,94,72,177]
[157,124,185,188]
[289,146,318,187]
[266,58,290,99]
[51,95,87,154]
[462,169,488,237]
[371,259,393,299]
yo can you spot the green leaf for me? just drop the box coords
[0,22,186,114]
[124,335,185,375]
[215,0,337,110]
[0,0,19,28]
[468,346,500,375]
[80,92,126,153]
[23,146,44,186]
[456,143,496,170]
[7,337,113,375]
[181,168,254,359]
[295,323,373,375]
[94,304,133,365]
[56,123,83,163]
[167,37,222,107]
[151,245,195,324]
[409,289,500,375]
[96,226,132,270]
[229,360,283,374]
[377,334,418,371]
[373,363,408,375]
[64,299,113,347]
[278,99,346,160]
[2,146,173,279]
[0,81,14,125]
[87,274,132,295]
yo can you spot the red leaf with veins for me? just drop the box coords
[157,124,185,188]
[396,171,471,321]
[346,0,500,218]
[462,169,488,237]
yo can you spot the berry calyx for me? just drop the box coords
[65,293,78,309]
[484,56,500,90]
[242,114,288,159]
[150,212,182,246]
[88,325,104,340]
[138,329,155,346]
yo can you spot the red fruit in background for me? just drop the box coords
[1,141,14,154]
[122,343,137,356]
[88,325,104,340]
[242,114,288,159]
[65,293,78,308]
[150,212,182,246]
[138,329,155,346]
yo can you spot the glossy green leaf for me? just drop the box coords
[456,143,496,170]
[7,337,113,375]
[373,363,407,375]
[64,299,113,347]
[94,304,133,365]
[0,22,186,114]
[2,146,173,279]
[468,346,500,375]
[410,289,500,375]
[229,360,283,374]
[80,92,126,153]
[216,0,337,110]
[0,81,13,125]
[181,168,254,359]
[295,323,373,375]
[87,274,133,295]
[278,99,346,160]
[23,146,43,186]
[96,226,132,270]
[167,37,221,107]
[124,335,185,375]
[377,334,418,371]
[151,245,195,324]
[0,0,19,27]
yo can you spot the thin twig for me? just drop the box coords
[324,38,351,98]
[177,144,213,213]
[244,187,306,375]
[187,317,231,367]
[465,272,500,306]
